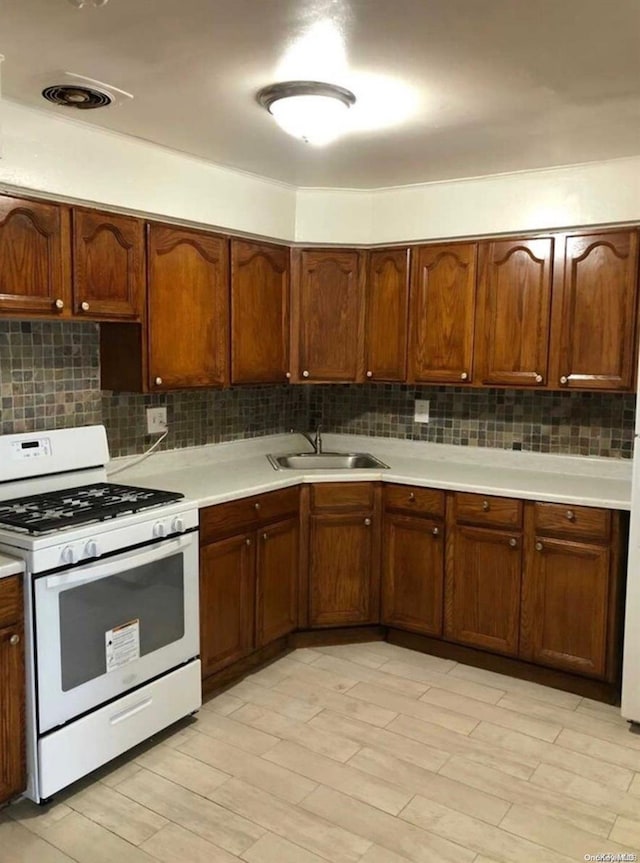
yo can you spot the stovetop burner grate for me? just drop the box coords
[0,483,184,535]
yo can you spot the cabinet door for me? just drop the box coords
[73,209,144,320]
[552,230,639,391]
[382,513,444,636]
[292,249,365,382]
[476,238,553,387]
[256,517,299,646]
[409,243,477,384]
[231,240,290,384]
[521,536,610,678]
[0,624,25,804]
[147,224,229,390]
[200,533,255,677]
[365,248,410,381]
[309,513,379,626]
[0,196,70,316]
[445,525,522,656]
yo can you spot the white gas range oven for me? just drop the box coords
[0,425,201,803]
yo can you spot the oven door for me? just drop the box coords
[34,531,199,733]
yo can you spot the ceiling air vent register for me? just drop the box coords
[42,84,111,109]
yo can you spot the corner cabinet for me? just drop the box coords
[0,195,71,317]
[231,240,290,384]
[0,575,26,805]
[147,224,229,390]
[291,248,366,382]
[551,230,639,391]
[408,242,477,385]
[365,248,410,382]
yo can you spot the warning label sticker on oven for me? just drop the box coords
[106,619,140,673]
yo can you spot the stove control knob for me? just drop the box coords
[171,517,185,534]
[61,545,77,565]
[85,540,100,559]
[153,522,166,539]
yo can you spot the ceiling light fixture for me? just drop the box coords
[257,80,356,146]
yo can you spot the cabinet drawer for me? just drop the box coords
[200,487,299,543]
[311,482,376,512]
[385,484,444,518]
[0,575,22,629]
[533,502,611,542]
[454,493,522,529]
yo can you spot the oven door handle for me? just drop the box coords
[44,533,195,590]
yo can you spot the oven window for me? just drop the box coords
[58,553,185,691]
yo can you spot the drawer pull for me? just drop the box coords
[408,492,416,502]
[460,371,468,381]
[254,502,261,511]
[560,375,568,385]
[535,541,544,552]
[80,301,90,312]
[302,370,310,378]
[54,298,64,310]
[566,510,576,521]
[482,500,490,512]
[245,538,252,546]
[285,372,291,379]
[366,371,373,378]
[262,532,268,541]
[432,527,440,536]
[154,376,163,386]
[364,518,371,526]
[9,633,20,646]
[509,538,517,548]
[535,373,543,383]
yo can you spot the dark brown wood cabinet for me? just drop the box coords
[0,575,26,805]
[231,240,290,384]
[551,230,639,391]
[147,224,229,390]
[291,249,365,382]
[307,483,381,627]
[365,248,410,381]
[476,238,553,387]
[0,195,71,317]
[520,503,622,680]
[199,488,299,680]
[72,209,144,320]
[408,243,477,384]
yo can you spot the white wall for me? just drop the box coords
[2,101,640,245]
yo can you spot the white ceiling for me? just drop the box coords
[1,0,639,189]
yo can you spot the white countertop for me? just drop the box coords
[0,553,24,580]
[107,433,633,511]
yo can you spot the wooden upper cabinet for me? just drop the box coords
[147,224,229,390]
[72,209,144,320]
[291,249,365,382]
[365,248,410,381]
[476,238,553,387]
[0,195,71,316]
[231,240,290,384]
[409,243,477,384]
[552,230,639,391]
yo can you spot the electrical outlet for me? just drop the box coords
[146,407,167,435]
[414,399,430,423]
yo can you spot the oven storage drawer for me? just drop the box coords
[37,659,201,800]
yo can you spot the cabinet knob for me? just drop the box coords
[482,500,490,512]
[535,541,543,552]
[535,373,543,383]
[364,518,371,526]
[302,370,310,378]
[408,492,416,502]
[245,538,252,546]
[366,371,373,379]
[80,301,90,312]
[432,527,440,536]
[154,377,163,386]
[560,375,568,385]
[254,502,261,511]
[460,372,469,381]
[285,372,291,379]
[54,298,64,310]
[509,537,517,548]
[9,633,20,646]
[566,510,576,521]
[262,532,268,541]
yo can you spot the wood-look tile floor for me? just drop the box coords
[3,643,640,862]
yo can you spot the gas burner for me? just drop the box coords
[0,483,184,535]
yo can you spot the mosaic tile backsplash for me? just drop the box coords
[0,321,636,459]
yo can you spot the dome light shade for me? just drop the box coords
[258,81,356,146]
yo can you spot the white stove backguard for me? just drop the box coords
[0,425,109,486]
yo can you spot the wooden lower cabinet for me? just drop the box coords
[0,576,26,805]
[200,532,255,677]
[382,513,444,636]
[256,517,299,646]
[445,523,522,656]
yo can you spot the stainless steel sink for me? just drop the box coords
[267,452,390,471]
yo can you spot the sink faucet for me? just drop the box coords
[299,424,323,453]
